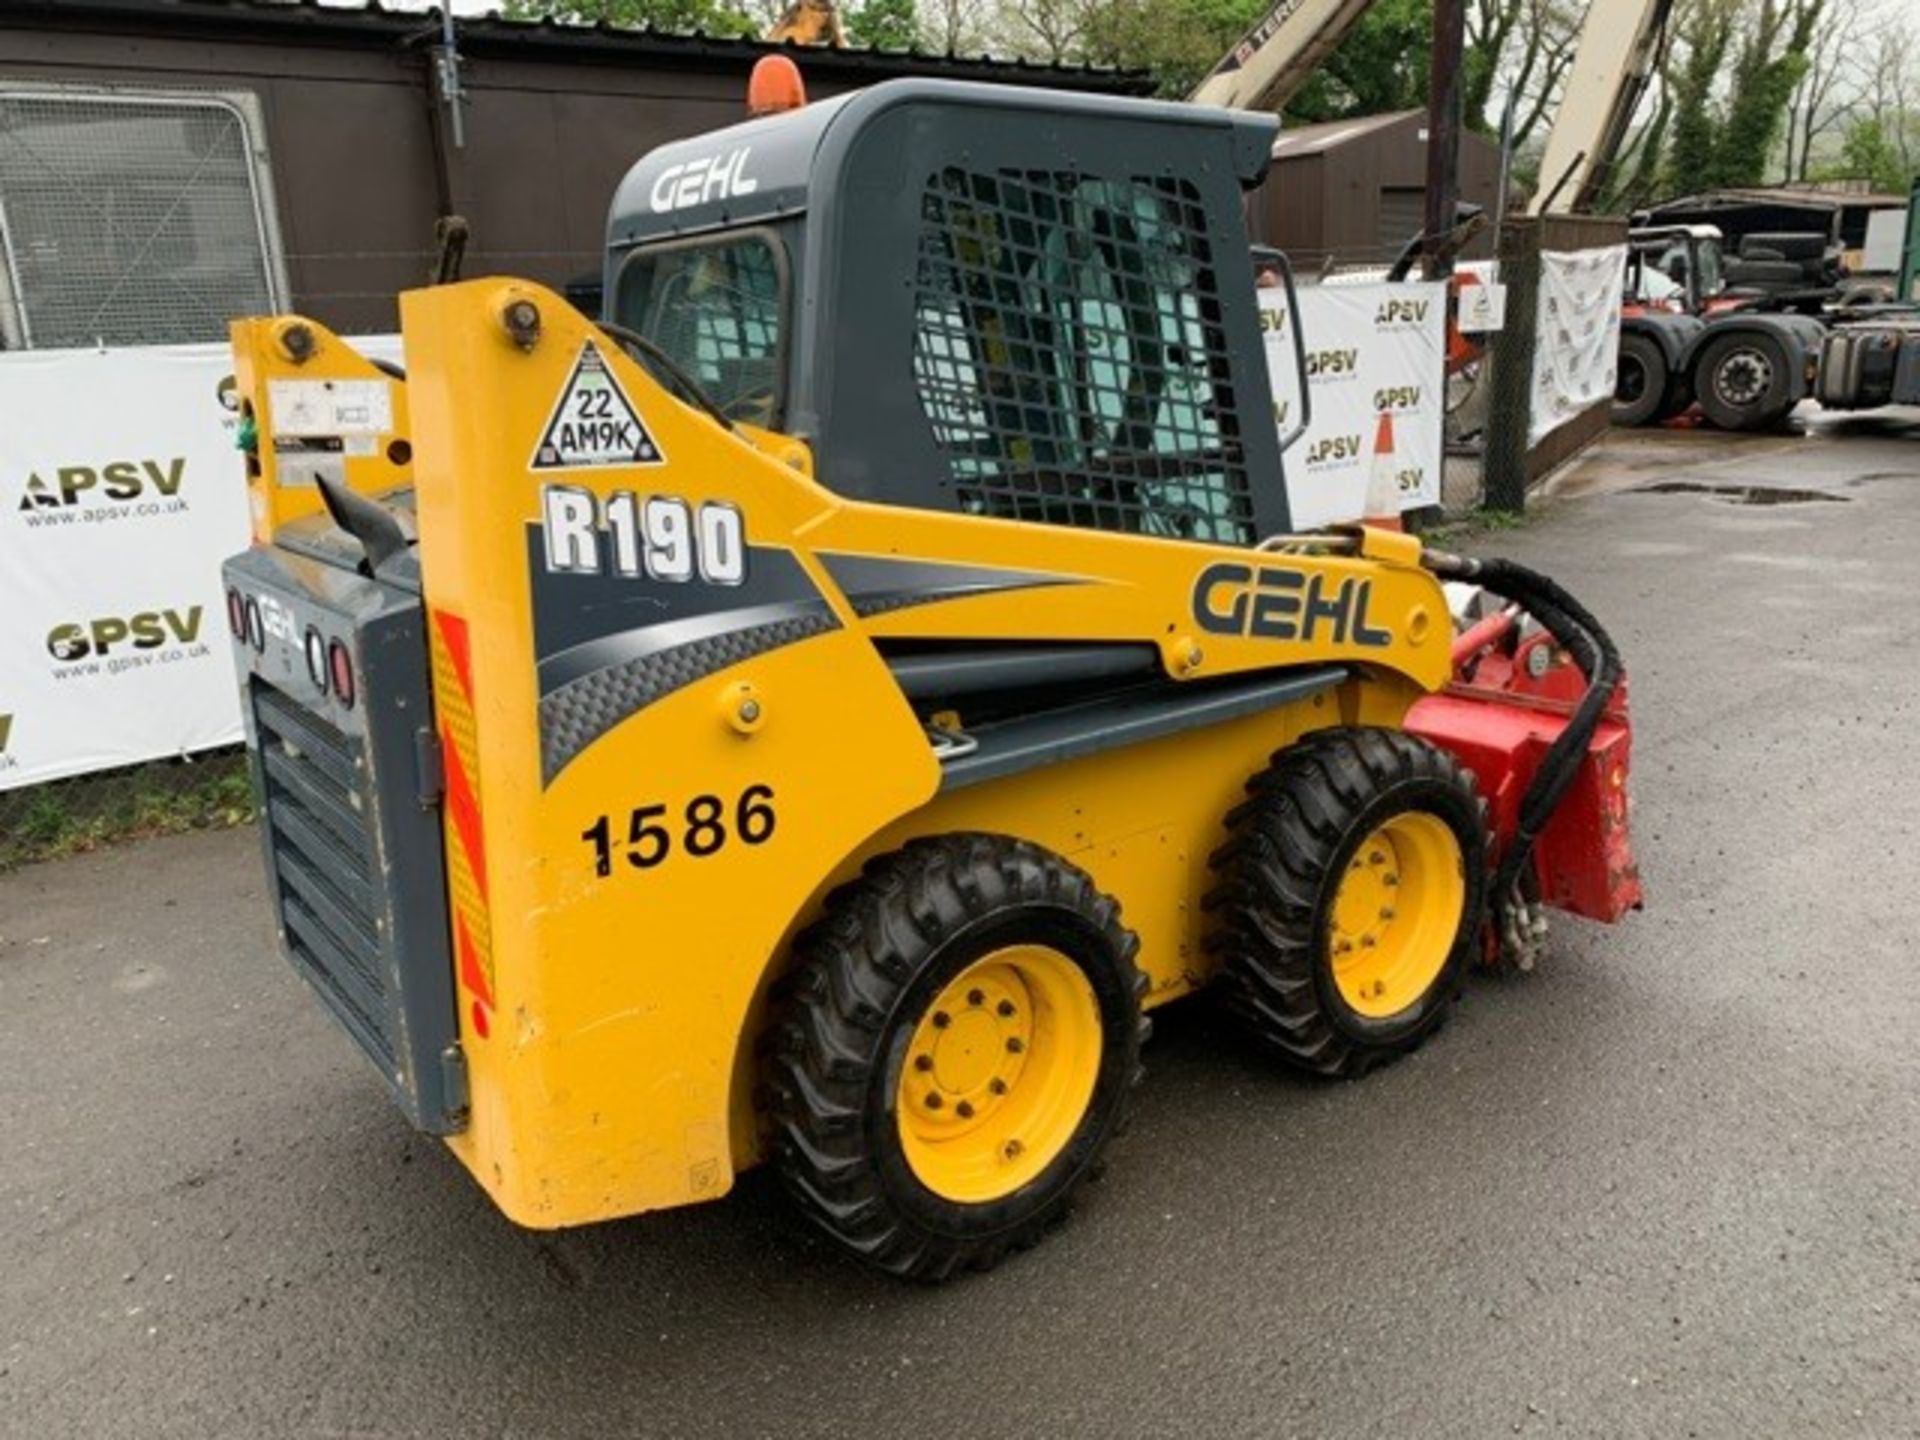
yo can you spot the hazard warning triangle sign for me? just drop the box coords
[530,341,664,471]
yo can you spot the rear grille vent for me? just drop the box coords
[251,680,392,1069]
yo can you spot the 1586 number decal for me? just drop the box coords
[582,784,776,876]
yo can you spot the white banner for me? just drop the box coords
[0,338,396,791]
[1260,280,1447,530]
[1531,245,1627,447]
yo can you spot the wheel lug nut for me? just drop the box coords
[968,988,985,1006]
[1003,1139,1024,1160]
[1379,907,1396,920]
[956,1101,975,1118]
[932,1011,950,1029]
[1383,874,1398,886]
[997,1000,1015,1017]
[1361,935,1376,947]
[925,1093,943,1109]
[1006,1037,1025,1054]
[1369,850,1385,864]
[989,1078,1008,1095]
[914,1054,933,1072]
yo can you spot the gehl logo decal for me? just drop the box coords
[649,147,759,213]
[19,458,186,509]
[1192,563,1392,647]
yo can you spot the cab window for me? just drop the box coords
[615,232,787,428]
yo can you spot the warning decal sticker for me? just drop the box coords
[530,342,664,471]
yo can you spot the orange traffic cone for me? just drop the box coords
[1361,410,1404,531]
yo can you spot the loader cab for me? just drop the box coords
[605,79,1293,542]
[1625,224,1727,315]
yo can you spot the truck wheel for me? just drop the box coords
[1206,728,1488,1078]
[1655,372,1695,422]
[766,834,1146,1280]
[1614,332,1669,427]
[1696,331,1793,431]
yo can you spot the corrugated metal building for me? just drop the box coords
[0,0,1147,344]
[1639,186,1909,257]
[1250,109,1503,266]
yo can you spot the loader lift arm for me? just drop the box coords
[1527,0,1676,214]
[1188,0,1382,113]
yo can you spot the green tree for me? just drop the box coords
[1665,0,1738,194]
[1083,0,1429,111]
[1656,0,1827,194]
[844,0,921,49]
[1823,116,1909,191]
[1712,0,1821,185]
[1286,0,1432,122]
[502,0,760,38]
[1082,0,1270,99]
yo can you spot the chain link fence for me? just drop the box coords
[0,88,284,350]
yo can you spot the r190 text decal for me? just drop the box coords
[540,486,745,585]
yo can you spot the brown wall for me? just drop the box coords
[1253,114,1503,267]
[0,13,1135,336]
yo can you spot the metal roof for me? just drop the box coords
[1,0,1154,92]
[1649,186,1909,214]
[1268,108,1425,160]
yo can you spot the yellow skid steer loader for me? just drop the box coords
[223,75,1638,1279]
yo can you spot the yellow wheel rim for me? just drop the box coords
[896,944,1103,1204]
[1328,813,1466,1019]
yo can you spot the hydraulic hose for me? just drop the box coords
[1421,548,1624,908]
[595,320,737,433]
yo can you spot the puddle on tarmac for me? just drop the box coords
[1634,481,1849,506]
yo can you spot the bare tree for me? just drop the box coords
[927,0,992,54]
[1861,21,1918,172]
[1505,0,1583,148]
[1784,0,1865,179]
[992,0,1098,64]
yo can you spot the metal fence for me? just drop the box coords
[1484,214,1628,513]
[0,88,284,350]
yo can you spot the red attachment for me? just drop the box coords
[1405,613,1642,924]
[1445,271,1486,375]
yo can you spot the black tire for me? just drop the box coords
[1614,331,1670,427]
[1695,330,1794,430]
[1205,727,1489,1079]
[1654,371,1695,422]
[765,834,1147,1280]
